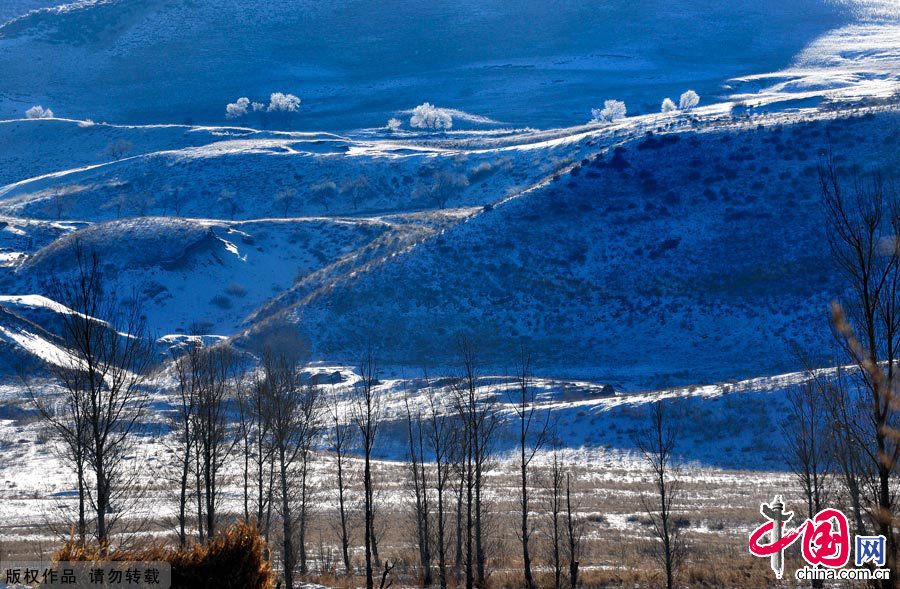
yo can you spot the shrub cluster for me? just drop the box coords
[53,522,276,589]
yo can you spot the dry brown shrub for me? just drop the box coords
[53,521,276,589]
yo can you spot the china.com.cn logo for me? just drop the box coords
[748,496,890,582]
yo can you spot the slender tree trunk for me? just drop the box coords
[455,470,464,576]
[566,474,579,589]
[437,479,448,589]
[195,447,204,543]
[178,453,189,546]
[364,450,374,589]
[243,437,250,522]
[521,451,534,589]
[280,450,294,589]
[475,459,485,588]
[95,455,108,547]
[299,451,309,574]
[336,452,351,575]
[465,447,474,589]
[76,460,86,544]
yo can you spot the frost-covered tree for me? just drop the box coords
[267,92,301,113]
[275,187,298,217]
[26,105,54,119]
[591,100,626,123]
[410,102,452,130]
[227,93,300,118]
[105,139,132,160]
[387,118,402,132]
[218,189,241,219]
[310,181,337,212]
[679,90,700,111]
[661,98,677,113]
[430,171,469,209]
[226,97,251,119]
[340,175,370,210]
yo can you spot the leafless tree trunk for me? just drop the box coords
[404,397,432,587]
[784,378,832,589]
[194,430,204,543]
[636,401,682,589]
[47,244,153,548]
[194,346,236,540]
[453,339,498,589]
[249,371,276,541]
[546,451,564,589]
[784,380,832,520]
[426,381,455,589]
[565,473,582,589]
[453,457,465,581]
[328,380,354,575]
[264,351,321,589]
[297,384,320,576]
[821,160,900,587]
[353,350,381,589]
[171,344,201,546]
[510,348,550,589]
[235,372,253,523]
[823,367,869,535]
[26,371,90,544]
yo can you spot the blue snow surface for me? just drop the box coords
[0,0,847,131]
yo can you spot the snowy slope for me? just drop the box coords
[0,0,895,400]
[242,112,899,389]
[3,214,464,336]
[0,0,851,129]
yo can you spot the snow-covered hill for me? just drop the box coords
[0,0,860,130]
[233,111,896,388]
[0,0,897,477]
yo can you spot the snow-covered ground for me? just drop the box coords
[0,0,851,129]
[0,0,897,537]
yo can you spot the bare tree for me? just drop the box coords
[404,396,432,587]
[297,379,322,575]
[26,374,89,543]
[327,377,355,576]
[234,370,253,523]
[46,245,153,547]
[784,380,832,521]
[452,440,466,581]
[263,351,320,589]
[250,369,277,542]
[635,401,683,589]
[564,472,583,589]
[275,188,297,218]
[425,379,456,589]
[170,343,201,546]
[431,171,469,209]
[822,367,869,535]
[50,188,67,220]
[193,346,236,539]
[105,139,132,161]
[453,339,499,589]
[545,451,565,589]
[352,350,381,589]
[218,189,241,220]
[509,347,550,589]
[311,181,337,213]
[341,175,370,211]
[821,160,900,586]
[784,378,832,589]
